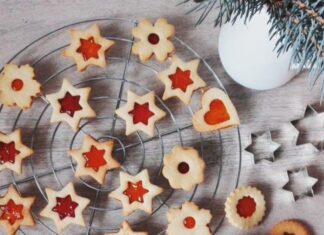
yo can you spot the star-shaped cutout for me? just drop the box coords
[64,24,115,71]
[157,55,206,104]
[0,185,35,235]
[245,131,281,163]
[109,169,163,216]
[0,129,33,175]
[283,167,318,201]
[106,221,148,235]
[40,183,90,232]
[69,135,121,184]
[46,79,96,131]
[115,90,166,137]
[291,105,324,151]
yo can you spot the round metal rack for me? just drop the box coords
[0,18,242,234]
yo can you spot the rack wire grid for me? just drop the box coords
[0,18,242,235]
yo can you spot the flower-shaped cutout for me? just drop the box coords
[0,185,35,235]
[109,169,163,216]
[115,90,166,137]
[69,134,121,184]
[245,131,281,163]
[167,202,212,235]
[132,18,175,62]
[64,24,115,71]
[162,145,205,191]
[106,221,148,235]
[40,183,90,232]
[0,64,41,110]
[193,88,240,132]
[270,220,310,235]
[225,186,266,230]
[157,55,206,104]
[46,79,96,131]
[282,167,318,201]
[0,129,33,175]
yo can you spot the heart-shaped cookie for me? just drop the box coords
[193,88,239,132]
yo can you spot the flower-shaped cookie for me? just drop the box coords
[225,186,266,230]
[40,183,90,232]
[270,220,310,235]
[193,87,240,132]
[109,169,163,216]
[167,202,212,235]
[46,79,96,131]
[115,90,166,137]
[106,221,148,235]
[64,24,115,71]
[0,185,35,235]
[0,64,41,110]
[0,129,33,175]
[132,18,175,62]
[157,55,206,104]
[162,146,205,191]
[69,134,121,184]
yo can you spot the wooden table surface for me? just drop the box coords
[0,1,323,234]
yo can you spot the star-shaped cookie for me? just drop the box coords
[157,55,206,104]
[0,64,41,110]
[0,185,35,235]
[40,182,90,232]
[64,24,115,71]
[69,135,121,184]
[46,79,96,131]
[106,222,148,235]
[115,90,166,137]
[0,129,33,175]
[109,169,163,216]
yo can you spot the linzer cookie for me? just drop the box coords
[225,186,266,230]
[162,145,205,191]
[0,64,41,110]
[0,185,35,235]
[109,169,163,216]
[167,201,212,235]
[115,90,166,137]
[193,87,240,132]
[157,55,206,104]
[106,221,148,235]
[46,79,96,131]
[64,24,115,71]
[0,129,33,175]
[40,183,90,232]
[270,220,310,235]
[69,134,121,184]
[132,18,175,62]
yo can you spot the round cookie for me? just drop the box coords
[270,220,310,235]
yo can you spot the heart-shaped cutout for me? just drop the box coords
[204,99,230,125]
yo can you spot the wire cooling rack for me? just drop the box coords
[0,18,242,234]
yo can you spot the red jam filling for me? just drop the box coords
[52,195,79,220]
[0,199,24,225]
[58,92,82,117]
[183,216,196,229]
[11,79,24,91]
[123,181,149,204]
[148,33,160,45]
[236,196,256,218]
[0,141,20,164]
[177,162,189,174]
[82,145,107,172]
[128,102,154,125]
[76,36,102,61]
[169,68,193,92]
[204,99,230,125]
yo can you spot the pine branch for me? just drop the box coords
[183,0,324,99]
